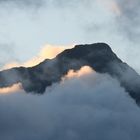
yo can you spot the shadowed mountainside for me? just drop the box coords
[0,43,140,103]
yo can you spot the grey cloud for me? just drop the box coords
[0,0,45,7]
[0,70,140,140]
[0,43,18,67]
[115,0,140,41]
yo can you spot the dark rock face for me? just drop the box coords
[0,43,140,103]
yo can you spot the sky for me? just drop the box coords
[0,1,140,139]
[0,0,139,73]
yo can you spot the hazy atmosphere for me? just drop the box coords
[0,0,139,72]
[0,1,140,140]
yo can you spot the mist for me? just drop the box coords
[0,66,139,140]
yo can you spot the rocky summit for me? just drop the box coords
[0,43,140,103]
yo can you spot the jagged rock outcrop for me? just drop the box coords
[0,43,140,103]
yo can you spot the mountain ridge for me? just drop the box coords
[0,43,140,103]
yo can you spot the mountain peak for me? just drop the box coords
[0,43,140,104]
[75,42,111,49]
[58,43,117,59]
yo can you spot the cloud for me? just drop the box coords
[0,66,140,140]
[63,66,94,79]
[114,0,140,40]
[98,0,121,16]
[0,1,139,139]
[0,0,45,8]
[2,44,73,70]
[0,0,139,74]
[0,83,21,94]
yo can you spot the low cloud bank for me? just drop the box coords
[0,66,139,140]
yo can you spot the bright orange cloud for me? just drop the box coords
[0,83,22,95]
[2,44,73,70]
[63,66,94,80]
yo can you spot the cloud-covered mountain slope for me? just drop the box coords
[0,43,140,103]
